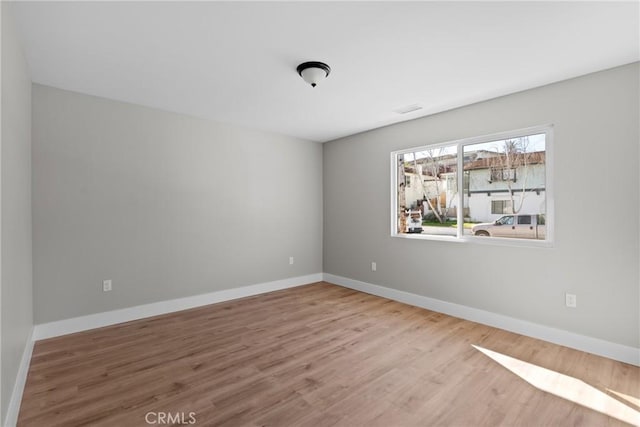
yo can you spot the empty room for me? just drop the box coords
[2,1,639,426]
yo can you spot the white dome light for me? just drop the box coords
[297,61,331,88]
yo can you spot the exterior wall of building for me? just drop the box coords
[466,191,546,223]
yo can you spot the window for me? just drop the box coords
[392,125,552,245]
[496,215,514,225]
[394,144,459,237]
[517,216,532,225]
[490,167,516,182]
[491,200,512,215]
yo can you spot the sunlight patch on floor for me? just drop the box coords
[473,345,640,426]
[608,389,640,409]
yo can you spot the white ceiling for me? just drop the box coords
[11,1,640,143]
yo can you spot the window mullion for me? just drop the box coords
[457,143,464,239]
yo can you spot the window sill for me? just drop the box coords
[392,233,554,249]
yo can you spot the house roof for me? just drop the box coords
[463,151,546,171]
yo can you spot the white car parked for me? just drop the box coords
[471,214,546,239]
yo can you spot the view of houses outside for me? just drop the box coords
[397,133,547,239]
[462,135,546,223]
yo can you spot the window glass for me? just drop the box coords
[463,133,547,240]
[396,145,458,237]
[518,216,532,225]
[392,126,551,244]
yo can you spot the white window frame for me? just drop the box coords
[390,124,554,248]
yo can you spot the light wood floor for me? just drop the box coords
[19,282,639,426]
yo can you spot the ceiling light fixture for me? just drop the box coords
[297,61,331,88]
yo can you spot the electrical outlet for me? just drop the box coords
[289,256,294,265]
[565,293,576,308]
[103,279,112,292]
[371,262,377,272]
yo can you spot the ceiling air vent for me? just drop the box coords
[393,104,423,115]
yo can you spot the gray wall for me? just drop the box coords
[32,85,323,323]
[1,2,33,421]
[324,63,639,348]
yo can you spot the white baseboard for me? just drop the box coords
[4,328,35,427]
[33,273,323,340]
[323,273,640,366]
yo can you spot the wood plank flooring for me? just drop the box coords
[18,282,639,426]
